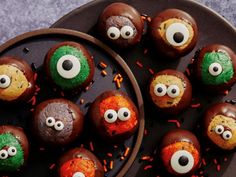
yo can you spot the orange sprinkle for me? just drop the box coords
[202,158,206,166]
[113,74,119,82]
[136,61,143,68]
[167,119,181,128]
[119,77,123,83]
[217,164,221,171]
[116,80,121,89]
[103,159,107,165]
[141,16,146,20]
[124,147,130,157]
[191,103,201,108]
[147,17,152,22]
[49,163,55,170]
[101,70,107,77]
[99,62,107,69]
[144,165,152,170]
[80,99,84,104]
[140,156,151,161]
[120,156,125,160]
[103,165,108,172]
[109,160,114,170]
[148,68,154,75]
[89,142,94,152]
[85,86,90,91]
[107,153,113,157]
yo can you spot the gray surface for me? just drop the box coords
[0,0,235,45]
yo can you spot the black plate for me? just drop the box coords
[0,28,145,177]
[51,0,236,177]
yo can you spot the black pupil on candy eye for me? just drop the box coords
[125,31,131,36]
[157,87,163,93]
[217,128,222,133]
[123,112,129,117]
[108,113,113,119]
[48,119,52,123]
[12,149,15,152]
[1,153,5,157]
[173,32,184,43]
[57,123,61,127]
[62,60,73,71]
[213,67,219,72]
[110,33,115,38]
[178,156,189,166]
[171,89,177,94]
[226,134,230,138]
[0,78,6,84]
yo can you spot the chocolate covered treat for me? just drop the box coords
[89,91,139,142]
[97,2,144,48]
[149,9,198,59]
[59,148,104,177]
[0,125,29,172]
[203,103,236,150]
[149,69,192,114]
[44,41,95,92]
[0,56,35,103]
[160,129,201,176]
[192,44,236,93]
[32,98,84,146]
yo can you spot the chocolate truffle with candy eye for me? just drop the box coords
[160,129,201,176]
[88,91,139,142]
[97,2,144,48]
[32,98,84,146]
[44,41,95,92]
[203,103,236,150]
[58,148,104,177]
[149,69,192,114]
[149,9,198,59]
[0,125,29,172]
[0,56,35,103]
[192,44,236,93]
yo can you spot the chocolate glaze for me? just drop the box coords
[0,56,35,103]
[97,2,144,48]
[160,129,200,151]
[192,44,236,92]
[33,98,84,146]
[149,9,198,59]
[88,90,139,142]
[44,41,95,92]
[203,103,236,141]
[59,148,104,177]
[149,69,192,114]
[0,125,29,164]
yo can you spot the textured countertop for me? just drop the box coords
[0,0,235,45]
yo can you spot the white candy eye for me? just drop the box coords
[0,75,11,89]
[222,130,232,140]
[167,85,180,98]
[54,121,64,131]
[7,146,17,156]
[118,107,131,121]
[208,63,223,76]
[166,23,190,47]
[120,26,134,39]
[214,125,224,135]
[170,150,194,174]
[72,172,85,177]
[107,27,120,40]
[56,54,81,79]
[46,117,56,127]
[104,109,117,123]
[154,84,167,97]
[0,149,8,159]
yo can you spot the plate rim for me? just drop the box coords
[0,28,145,177]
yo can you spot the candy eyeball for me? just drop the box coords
[46,117,56,127]
[0,75,11,89]
[118,107,131,121]
[167,85,180,98]
[0,149,8,159]
[107,26,120,40]
[154,83,167,97]
[54,121,65,131]
[222,130,232,140]
[120,26,134,39]
[214,125,224,134]
[7,146,17,156]
[72,172,85,177]
[104,109,118,123]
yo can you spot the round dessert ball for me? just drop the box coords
[149,9,198,59]
[0,56,35,103]
[97,2,144,48]
[149,69,192,114]
[88,91,139,142]
[160,129,201,176]
[203,103,236,150]
[192,44,236,93]
[58,148,104,177]
[32,98,84,146]
[44,41,95,92]
[0,125,29,172]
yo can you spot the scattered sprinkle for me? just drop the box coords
[148,68,154,75]
[109,160,114,170]
[98,61,108,69]
[89,142,94,152]
[103,165,108,172]
[167,119,181,128]
[101,70,107,77]
[80,99,84,105]
[49,163,55,170]
[213,158,218,165]
[124,147,130,157]
[217,164,221,171]
[107,153,113,157]
[120,156,125,160]
[103,159,107,165]
[191,103,201,108]
[143,165,153,170]
[136,61,143,68]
